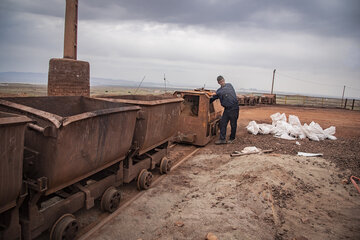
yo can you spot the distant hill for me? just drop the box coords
[0,72,349,99]
[0,71,195,89]
[0,72,47,84]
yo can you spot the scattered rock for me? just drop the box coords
[301,218,310,224]
[174,221,184,227]
[292,236,308,240]
[342,178,349,184]
[205,232,218,240]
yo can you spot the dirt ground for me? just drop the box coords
[91,105,360,240]
[236,105,360,177]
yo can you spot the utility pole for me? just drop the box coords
[271,69,276,94]
[341,85,346,107]
[164,73,167,93]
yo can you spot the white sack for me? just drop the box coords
[289,115,302,126]
[271,112,287,125]
[241,146,260,153]
[246,121,259,135]
[324,126,337,140]
[275,133,296,140]
[302,123,320,141]
[246,113,336,141]
[258,124,274,135]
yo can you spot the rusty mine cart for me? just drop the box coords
[260,94,276,104]
[0,96,140,240]
[97,95,183,190]
[173,90,222,146]
[0,112,32,240]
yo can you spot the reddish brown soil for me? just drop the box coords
[90,105,360,240]
[214,105,360,177]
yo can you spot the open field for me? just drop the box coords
[1,83,358,111]
[276,94,360,111]
[90,105,360,240]
[0,83,47,96]
[0,83,171,97]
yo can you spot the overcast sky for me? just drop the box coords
[0,0,359,98]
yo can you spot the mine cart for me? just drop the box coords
[174,90,222,146]
[97,95,183,190]
[0,96,140,240]
[237,94,246,105]
[260,94,276,104]
[0,112,31,240]
[245,95,256,106]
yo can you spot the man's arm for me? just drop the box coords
[210,94,219,103]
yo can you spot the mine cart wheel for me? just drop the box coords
[50,214,78,240]
[101,187,122,213]
[137,169,153,190]
[160,158,172,174]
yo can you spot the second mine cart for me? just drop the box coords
[97,95,183,190]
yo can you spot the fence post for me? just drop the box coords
[352,99,355,110]
[285,96,287,105]
[344,98,347,109]
[303,96,305,105]
[321,98,324,107]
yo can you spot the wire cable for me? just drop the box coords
[277,72,360,92]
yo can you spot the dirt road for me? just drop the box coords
[91,105,360,240]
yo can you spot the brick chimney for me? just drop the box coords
[48,0,90,96]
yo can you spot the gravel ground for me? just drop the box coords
[91,153,360,240]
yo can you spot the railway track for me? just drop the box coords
[36,144,200,240]
[77,144,199,239]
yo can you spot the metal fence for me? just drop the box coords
[275,94,360,111]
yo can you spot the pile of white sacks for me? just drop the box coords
[246,112,337,141]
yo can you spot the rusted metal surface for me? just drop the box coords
[0,112,31,240]
[97,95,183,155]
[0,112,31,214]
[97,95,182,186]
[237,94,246,105]
[237,94,260,106]
[261,94,276,104]
[174,90,222,146]
[0,96,140,196]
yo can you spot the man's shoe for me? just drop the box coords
[215,139,227,145]
[227,138,235,144]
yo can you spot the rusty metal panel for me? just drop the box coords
[97,95,183,155]
[261,94,276,104]
[0,96,140,195]
[174,90,222,146]
[0,112,31,213]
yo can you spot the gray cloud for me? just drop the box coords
[2,0,359,38]
[0,0,359,98]
[76,0,360,38]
